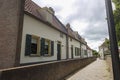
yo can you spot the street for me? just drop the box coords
[66,58,113,80]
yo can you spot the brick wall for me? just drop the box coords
[0,57,96,80]
[0,0,24,69]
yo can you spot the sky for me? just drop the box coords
[32,0,112,51]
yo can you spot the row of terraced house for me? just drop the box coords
[20,0,93,65]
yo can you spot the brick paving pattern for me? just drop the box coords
[66,58,113,80]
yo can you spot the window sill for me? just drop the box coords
[29,54,40,57]
[43,54,52,57]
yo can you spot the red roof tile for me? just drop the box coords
[24,0,67,34]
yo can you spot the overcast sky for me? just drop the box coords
[33,0,111,51]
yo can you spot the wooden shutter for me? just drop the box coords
[51,41,54,56]
[25,34,31,56]
[41,38,45,56]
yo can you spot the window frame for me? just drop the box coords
[44,39,51,56]
[30,35,40,57]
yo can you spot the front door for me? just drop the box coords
[57,43,61,60]
[71,45,73,59]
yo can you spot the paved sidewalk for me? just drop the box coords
[66,58,113,80]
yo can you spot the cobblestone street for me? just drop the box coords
[66,58,113,80]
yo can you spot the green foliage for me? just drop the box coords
[92,50,98,56]
[105,38,110,45]
[118,41,120,46]
[112,0,120,43]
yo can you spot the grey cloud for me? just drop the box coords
[82,22,109,41]
[64,0,109,43]
[66,0,106,23]
[53,6,62,13]
[36,0,109,50]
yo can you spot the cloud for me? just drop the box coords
[82,21,108,40]
[66,0,106,23]
[33,0,109,51]
[66,0,109,50]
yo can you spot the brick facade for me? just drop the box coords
[0,0,24,69]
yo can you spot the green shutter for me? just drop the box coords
[25,34,31,56]
[51,41,54,56]
[41,38,45,56]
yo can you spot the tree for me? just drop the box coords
[92,50,98,56]
[112,0,120,46]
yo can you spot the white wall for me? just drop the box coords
[87,49,93,57]
[81,44,87,58]
[99,48,104,59]
[68,37,81,59]
[20,14,67,64]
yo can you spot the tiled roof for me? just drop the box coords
[67,27,75,39]
[24,0,67,34]
[66,24,86,43]
[99,38,110,48]
[87,45,92,50]
[24,0,43,19]
[24,0,87,45]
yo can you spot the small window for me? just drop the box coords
[41,38,54,56]
[31,38,37,54]
[60,32,64,38]
[25,34,40,56]
[25,35,54,57]
[44,39,51,55]
[75,47,80,56]
[31,35,40,56]
[84,50,87,56]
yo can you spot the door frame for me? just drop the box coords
[57,41,61,60]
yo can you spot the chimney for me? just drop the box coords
[66,23,70,29]
[37,7,55,23]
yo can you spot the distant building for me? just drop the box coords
[87,45,93,57]
[99,38,110,59]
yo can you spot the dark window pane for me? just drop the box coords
[44,45,48,54]
[31,43,37,54]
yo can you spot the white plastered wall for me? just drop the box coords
[87,49,93,57]
[20,14,67,64]
[81,44,87,58]
[68,37,81,59]
[99,48,104,59]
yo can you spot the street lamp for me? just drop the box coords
[105,0,120,80]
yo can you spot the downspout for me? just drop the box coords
[66,29,69,59]
[80,41,82,58]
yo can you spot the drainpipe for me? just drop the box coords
[66,33,69,59]
[66,24,69,59]
[105,0,120,80]
[80,42,82,58]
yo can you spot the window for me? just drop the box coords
[60,32,64,38]
[84,50,87,56]
[31,35,40,55]
[44,39,51,55]
[75,47,80,56]
[41,38,54,56]
[25,34,54,56]
[25,34,40,56]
